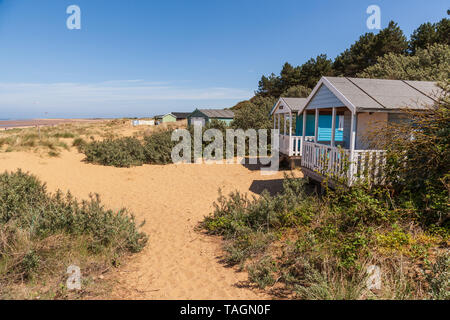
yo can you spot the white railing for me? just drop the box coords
[352,149,387,185]
[301,141,386,186]
[279,135,314,157]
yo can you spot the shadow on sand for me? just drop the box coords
[239,156,292,172]
[249,179,285,196]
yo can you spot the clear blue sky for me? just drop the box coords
[0,0,448,119]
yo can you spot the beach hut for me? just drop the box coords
[155,113,177,124]
[171,112,191,121]
[187,109,235,126]
[270,97,345,159]
[132,119,155,126]
[272,77,440,186]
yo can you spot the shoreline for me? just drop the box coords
[0,118,110,129]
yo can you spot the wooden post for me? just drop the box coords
[349,112,357,185]
[273,112,276,130]
[314,109,319,143]
[331,107,336,147]
[302,110,307,155]
[289,111,292,156]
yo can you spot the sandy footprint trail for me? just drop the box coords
[0,150,299,299]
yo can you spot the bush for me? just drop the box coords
[143,130,175,164]
[0,170,148,296]
[248,256,277,289]
[200,174,448,299]
[80,130,178,167]
[368,81,450,227]
[426,252,450,300]
[82,137,146,167]
[72,137,87,150]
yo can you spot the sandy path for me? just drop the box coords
[0,150,300,299]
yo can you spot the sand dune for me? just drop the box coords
[0,149,301,299]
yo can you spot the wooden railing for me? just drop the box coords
[352,149,387,185]
[301,141,386,186]
[279,135,314,157]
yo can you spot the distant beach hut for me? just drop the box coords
[154,113,177,124]
[187,109,234,126]
[132,119,155,126]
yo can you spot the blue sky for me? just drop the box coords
[0,0,448,119]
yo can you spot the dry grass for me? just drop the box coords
[0,119,187,157]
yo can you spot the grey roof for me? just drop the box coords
[324,77,440,111]
[269,97,308,115]
[154,113,175,119]
[198,109,234,118]
[171,112,191,119]
[280,97,308,111]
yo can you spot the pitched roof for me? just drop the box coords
[312,77,441,112]
[281,97,308,111]
[154,113,175,119]
[198,109,234,118]
[270,97,308,115]
[171,112,190,119]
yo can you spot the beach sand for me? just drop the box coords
[0,149,301,299]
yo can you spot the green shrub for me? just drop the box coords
[200,173,448,299]
[248,256,277,289]
[52,132,76,138]
[82,137,146,167]
[72,137,87,150]
[0,170,148,293]
[426,252,450,300]
[143,130,175,164]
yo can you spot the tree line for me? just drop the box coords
[231,15,449,130]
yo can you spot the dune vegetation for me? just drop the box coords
[0,170,148,299]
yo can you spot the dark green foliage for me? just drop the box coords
[409,19,450,54]
[80,130,182,167]
[359,44,450,81]
[72,137,87,150]
[256,55,333,96]
[231,96,276,131]
[334,21,408,77]
[143,130,175,164]
[372,82,450,227]
[82,137,146,167]
[297,54,334,88]
[333,33,376,77]
[281,85,312,98]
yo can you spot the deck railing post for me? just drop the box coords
[348,112,357,185]
[301,110,307,156]
[289,111,292,156]
[277,114,280,133]
[314,109,319,143]
[331,107,336,148]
